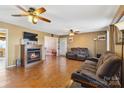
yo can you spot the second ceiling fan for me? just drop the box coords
[12,6,51,24]
[68,29,80,36]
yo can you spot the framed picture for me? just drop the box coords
[97,35,106,40]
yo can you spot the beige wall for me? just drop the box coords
[0,21,107,65]
[0,21,53,66]
[115,45,124,57]
[68,31,107,57]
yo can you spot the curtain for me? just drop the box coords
[108,25,116,52]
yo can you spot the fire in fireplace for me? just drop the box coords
[27,48,41,64]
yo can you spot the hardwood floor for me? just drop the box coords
[0,56,82,88]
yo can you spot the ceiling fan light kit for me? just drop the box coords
[28,15,38,24]
[12,6,51,24]
[69,32,74,36]
[33,16,38,24]
[28,15,33,23]
[68,29,80,36]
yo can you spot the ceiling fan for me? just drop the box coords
[12,6,51,24]
[68,29,80,36]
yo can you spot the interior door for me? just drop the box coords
[59,37,67,56]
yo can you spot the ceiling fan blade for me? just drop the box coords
[12,14,28,17]
[16,5,27,13]
[37,16,51,23]
[34,7,46,15]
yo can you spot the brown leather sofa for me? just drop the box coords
[66,48,89,61]
[71,51,122,88]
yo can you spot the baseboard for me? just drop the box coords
[7,64,16,68]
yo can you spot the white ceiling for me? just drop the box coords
[0,5,119,35]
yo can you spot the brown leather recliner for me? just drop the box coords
[71,51,122,88]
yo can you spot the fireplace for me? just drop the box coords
[27,48,41,64]
[21,45,42,67]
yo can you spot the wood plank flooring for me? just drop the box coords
[0,56,82,88]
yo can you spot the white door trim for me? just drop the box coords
[0,29,9,68]
[107,30,110,51]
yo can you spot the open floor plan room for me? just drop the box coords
[0,5,124,88]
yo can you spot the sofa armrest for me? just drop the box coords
[71,70,109,88]
[87,57,99,62]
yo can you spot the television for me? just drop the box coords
[23,32,38,41]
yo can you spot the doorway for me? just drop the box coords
[0,29,8,70]
[44,36,58,57]
[59,37,67,56]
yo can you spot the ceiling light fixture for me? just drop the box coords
[28,15,38,24]
[69,32,74,36]
[28,15,33,23]
[32,16,38,24]
[12,6,51,24]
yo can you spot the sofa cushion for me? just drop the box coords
[77,54,86,58]
[96,51,115,69]
[85,60,97,66]
[96,55,121,79]
[80,60,97,73]
[81,66,96,73]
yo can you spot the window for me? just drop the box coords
[0,40,6,48]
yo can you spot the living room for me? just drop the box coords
[0,2,124,90]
